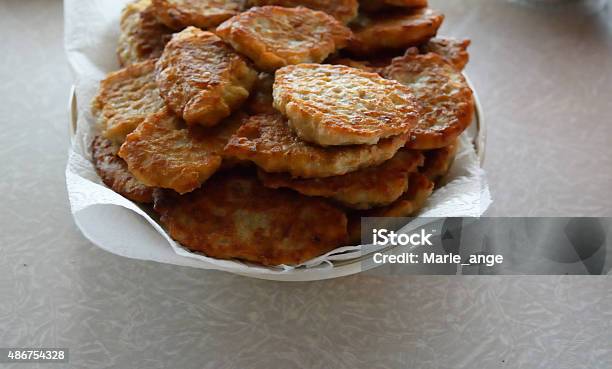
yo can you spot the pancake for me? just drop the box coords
[246,0,358,23]
[259,149,424,209]
[155,27,257,127]
[118,108,244,194]
[347,8,444,56]
[383,50,474,149]
[217,6,352,71]
[91,59,166,144]
[224,112,410,178]
[154,171,349,266]
[273,64,419,146]
[151,0,245,30]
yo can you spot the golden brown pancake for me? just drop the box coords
[118,108,244,194]
[420,37,471,71]
[224,112,409,178]
[217,6,352,72]
[91,59,166,144]
[273,64,419,146]
[153,171,349,266]
[258,149,424,209]
[247,0,358,23]
[151,0,245,30]
[155,27,258,127]
[347,8,444,56]
[383,50,474,149]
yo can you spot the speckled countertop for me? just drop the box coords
[1,0,611,368]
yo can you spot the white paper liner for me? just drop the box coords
[64,0,491,277]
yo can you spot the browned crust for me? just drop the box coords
[91,135,154,203]
[383,50,474,149]
[223,112,410,178]
[258,149,424,209]
[247,0,358,23]
[347,8,444,56]
[216,6,353,71]
[420,37,471,71]
[155,27,258,127]
[91,59,166,145]
[151,0,245,30]
[273,64,419,146]
[153,171,348,266]
[118,108,243,194]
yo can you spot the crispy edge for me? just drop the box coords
[223,113,410,178]
[91,135,154,203]
[383,50,474,149]
[273,64,419,146]
[216,6,353,72]
[151,0,245,30]
[258,149,425,209]
[347,8,444,56]
[91,59,165,145]
[118,108,226,194]
[153,171,349,266]
[247,0,358,23]
[420,37,471,71]
[155,27,258,127]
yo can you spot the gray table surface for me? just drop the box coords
[1,0,611,368]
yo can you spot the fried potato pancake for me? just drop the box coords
[92,135,154,203]
[92,59,166,145]
[118,108,243,194]
[273,64,419,146]
[383,50,474,149]
[420,37,471,71]
[360,0,428,12]
[420,140,458,182]
[244,72,276,115]
[217,6,352,72]
[246,0,358,23]
[259,149,424,209]
[224,112,409,178]
[151,0,245,30]
[347,8,444,56]
[153,172,349,266]
[117,0,173,67]
[347,172,433,243]
[155,27,258,127]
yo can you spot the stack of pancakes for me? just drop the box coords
[91,0,474,266]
